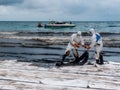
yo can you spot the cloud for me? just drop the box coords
[0,0,120,21]
[0,0,23,5]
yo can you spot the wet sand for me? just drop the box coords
[0,60,120,90]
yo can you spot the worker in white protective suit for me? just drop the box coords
[88,28,104,65]
[61,31,85,64]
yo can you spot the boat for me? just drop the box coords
[37,22,43,27]
[44,21,76,28]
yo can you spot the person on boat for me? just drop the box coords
[88,28,104,65]
[60,31,86,64]
[37,22,43,27]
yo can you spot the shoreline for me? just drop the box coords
[0,60,119,90]
[0,31,120,48]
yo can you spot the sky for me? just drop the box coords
[0,0,120,21]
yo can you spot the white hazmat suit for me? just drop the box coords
[89,28,103,64]
[62,31,84,63]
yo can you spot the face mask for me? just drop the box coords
[88,31,92,36]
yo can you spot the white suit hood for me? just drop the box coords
[89,28,95,35]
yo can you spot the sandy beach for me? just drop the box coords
[0,31,119,90]
[0,60,120,90]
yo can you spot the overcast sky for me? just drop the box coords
[0,0,120,21]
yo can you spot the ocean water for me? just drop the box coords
[0,21,119,63]
[0,21,120,33]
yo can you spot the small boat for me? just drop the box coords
[44,21,76,28]
[37,22,43,27]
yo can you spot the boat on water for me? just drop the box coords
[37,22,43,27]
[44,21,76,28]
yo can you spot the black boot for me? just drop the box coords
[96,58,104,65]
[96,59,99,64]
[56,55,66,66]
[62,55,66,62]
[99,53,104,65]
[56,61,63,66]
[96,52,104,65]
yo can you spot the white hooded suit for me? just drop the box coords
[62,31,84,63]
[89,29,103,64]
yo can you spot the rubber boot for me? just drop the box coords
[96,59,99,64]
[56,55,66,66]
[62,55,66,62]
[99,53,104,65]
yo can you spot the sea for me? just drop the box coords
[0,21,120,33]
[0,21,120,64]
